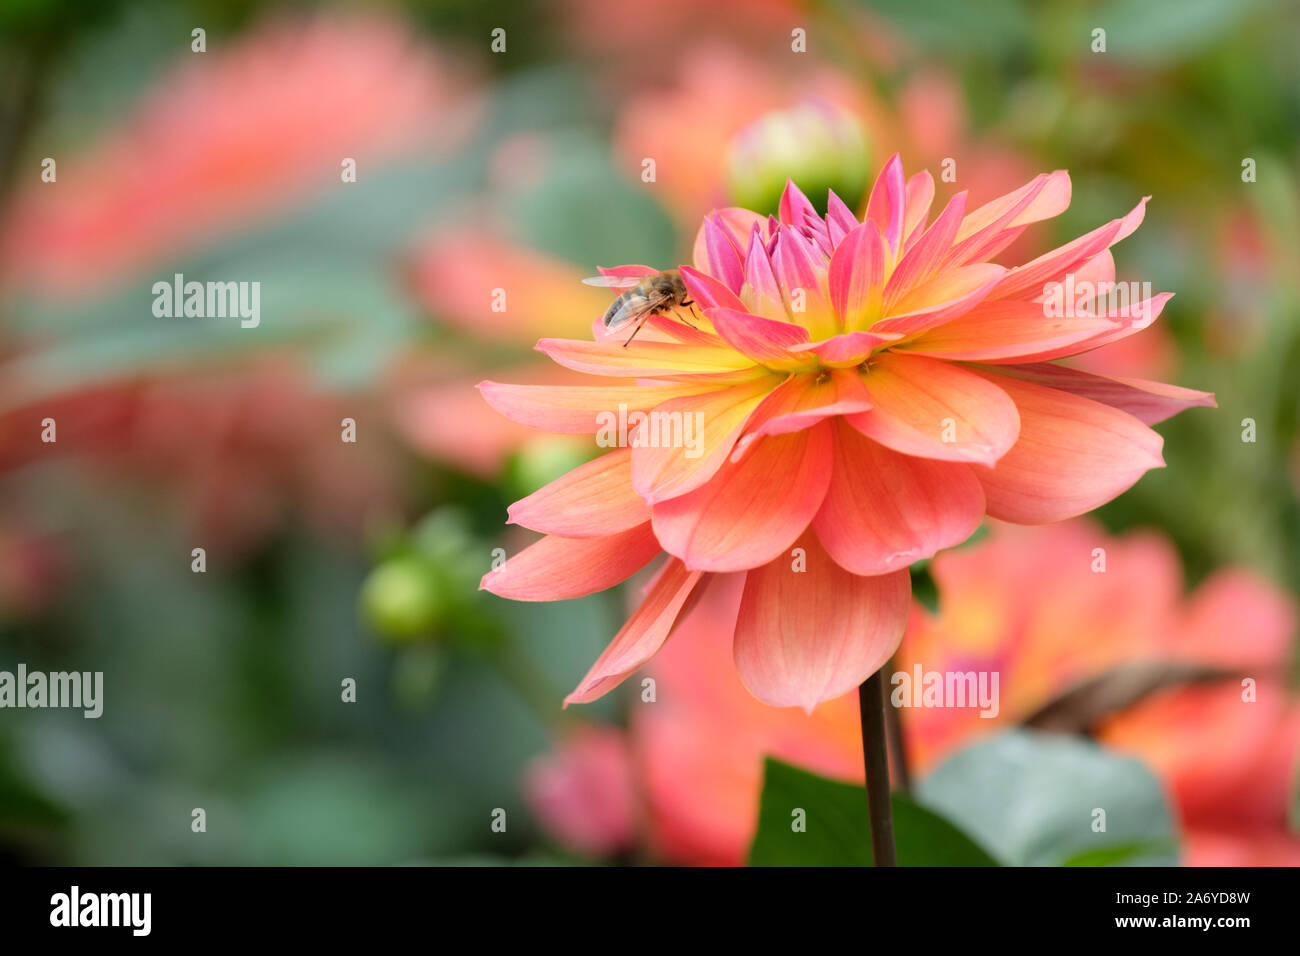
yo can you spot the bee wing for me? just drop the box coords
[582,274,643,289]
[604,290,676,332]
[602,294,647,332]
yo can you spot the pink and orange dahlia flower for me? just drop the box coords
[480,156,1215,711]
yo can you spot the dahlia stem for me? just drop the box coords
[858,668,897,866]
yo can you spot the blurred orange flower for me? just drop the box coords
[0,11,474,552]
[1,11,477,297]
[525,519,1298,866]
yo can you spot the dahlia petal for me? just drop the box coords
[988,362,1216,425]
[733,531,911,712]
[902,170,936,249]
[873,262,1006,338]
[1032,292,1174,361]
[770,226,836,338]
[956,170,1071,240]
[734,368,873,455]
[765,215,781,249]
[778,179,819,228]
[934,292,1174,365]
[864,153,907,254]
[508,447,648,536]
[966,370,1166,523]
[947,170,1071,267]
[653,421,833,572]
[787,330,899,367]
[536,337,756,377]
[847,352,1020,464]
[896,299,1120,362]
[679,264,746,313]
[883,191,968,310]
[478,380,721,433]
[692,208,766,270]
[598,264,659,280]
[992,197,1148,301]
[828,221,887,330]
[813,420,985,575]
[802,209,834,258]
[704,306,813,369]
[1066,249,1115,290]
[638,312,726,348]
[564,558,702,705]
[825,189,859,247]
[481,523,662,601]
[694,216,745,292]
[631,375,777,504]
[741,224,788,320]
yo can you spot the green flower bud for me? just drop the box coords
[360,555,447,643]
[726,100,872,216]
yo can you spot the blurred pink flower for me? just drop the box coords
[1205,209,1274,357]
[407,230,612,347]
[1099,683,1300,867]
[634,572,861,865]
[0,12,469,553]
[1,11,477,296]
[528,520,1297,867]
[391,357,591,481]
[899,525,1293,766]
[391,221,614,479]
[0,361,394,554]
[0,520,65,620]
[523,724,639,858]
[561,0,813,75]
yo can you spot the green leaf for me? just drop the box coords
[908,563,939,615]
[506,134,678,270]
[1094,0,1264,64]
[916,729,1180,866]
[1060,842,1176,867]
[748,758,998,866]
[854,0,1032,57]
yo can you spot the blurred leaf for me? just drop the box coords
[507,134,678,269]
[238,753,430,866]
[855,0,1031,56]
[748,758,998,866]
[1061,842,1175,867]
[1096,0,1265,63]
[917,730,1179,866]
[908,564,938,615]
[28,1,189,147]
[0,739,68,829]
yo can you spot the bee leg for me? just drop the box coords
[680,300,701,328]
[622,321,647,348]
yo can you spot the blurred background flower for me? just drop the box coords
[526,519,1298,866]
[0,0,1297,866]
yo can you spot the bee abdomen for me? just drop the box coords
[600,295,626,329]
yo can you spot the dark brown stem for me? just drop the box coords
[858,668,897,866]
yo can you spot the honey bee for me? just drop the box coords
[581,270,698,346]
